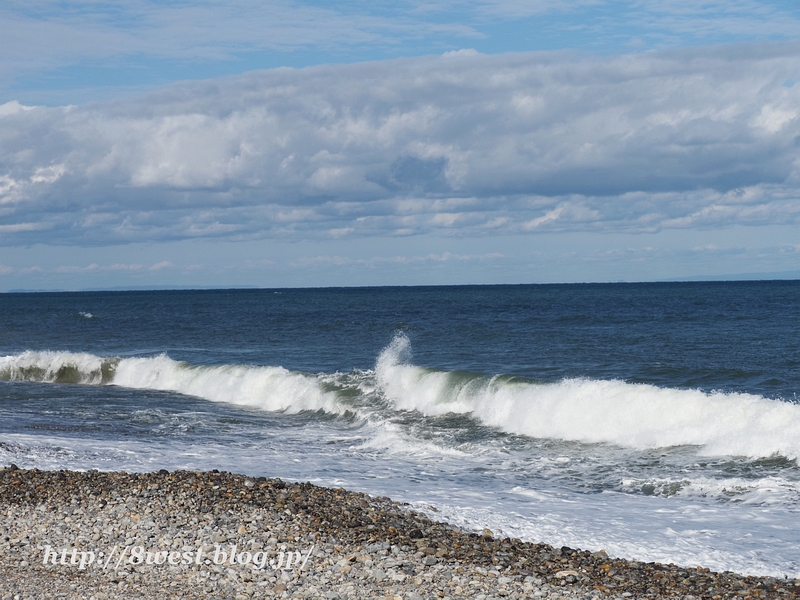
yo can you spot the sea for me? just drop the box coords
[1,282,799,577]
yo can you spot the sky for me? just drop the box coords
[1,1,799,290]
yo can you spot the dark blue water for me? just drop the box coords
[2,281,798,396]
[1,281,800,576]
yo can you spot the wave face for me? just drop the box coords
[4,284,800,578]
[111,355,342,414]
[0,351,341,414]
[375,334,800,459]
[4,335,800,459]
[4,335,800,577]
[0,351,118,384]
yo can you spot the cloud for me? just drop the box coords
[1,44,800,246]
[289,251,503,268]
[53,261,173,273]
[628,0,800,42]
[148,260,173,271]
[0,1,478,84]
[3,0,800,104]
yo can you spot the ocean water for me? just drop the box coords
[1,282,799,577]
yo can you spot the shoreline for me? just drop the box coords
[1,466,795,599]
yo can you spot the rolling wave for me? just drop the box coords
[375,334,800,459]
[0,350,341,414]
[3,335,800,459]
[0,350,117,384]
[112,355,341,414]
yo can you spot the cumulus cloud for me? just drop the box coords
[1,44,800,245]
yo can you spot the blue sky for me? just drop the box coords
[1,1,799,290]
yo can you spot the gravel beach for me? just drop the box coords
[1,466,796,599]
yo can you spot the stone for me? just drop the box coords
[0,467,779,600]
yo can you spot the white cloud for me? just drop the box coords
[0,222,48,233]
[751,103,798,134]
[1,45,800,246]
[289,250,504,268]
[0,101,34,117]
[148,260,173,270]
[52,260,173,273]
[0,0,479,84]
[55,263,100,273]
[629,0,800,41]
[3,1,800,107]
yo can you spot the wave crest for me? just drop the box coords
[375,335,800,459]
[5,338,800,459]
[0,351,118,384]
[0,351,341,414]
[113,355,341,413]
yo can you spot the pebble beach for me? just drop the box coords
[1,466,797,600]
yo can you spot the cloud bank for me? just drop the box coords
[3,1,799,84]
[1,44,799,246]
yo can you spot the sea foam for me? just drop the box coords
[5,338,800,459]
[0,351,342,414]
[112,355,342,414]
[375,334,800,459]
[0,350,112,384]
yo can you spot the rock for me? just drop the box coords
[365,541,390,552]
[0,467,784,600]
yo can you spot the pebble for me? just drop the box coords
[0,466,796,599]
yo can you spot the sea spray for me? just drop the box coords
[374,334,800,459]
[5,336,800,459]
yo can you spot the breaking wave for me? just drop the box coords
[375,334,800,459]
[4,334,800,459]
[0,351,341,414]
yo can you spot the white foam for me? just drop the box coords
[376,334,800,459]
[0,350,107,384]
[111,355,343,414]
[5,345,800,577]
[356,421,467,458]
[0,351,344,414]
[8,342,800,460]
[419,493,800,578]
[619,475,800,505]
